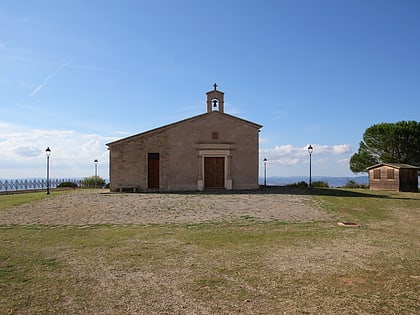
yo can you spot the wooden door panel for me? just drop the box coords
[148,153,159,189]
[204,157,224,188]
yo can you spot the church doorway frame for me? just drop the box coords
[197,148,232,190]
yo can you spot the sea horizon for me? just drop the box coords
[0,176,368,190]
[259,175,369,187]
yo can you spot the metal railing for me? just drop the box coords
[0,178,83,192]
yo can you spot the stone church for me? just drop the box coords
[106,85,263,192]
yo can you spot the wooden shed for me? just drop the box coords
[366,163,419,192]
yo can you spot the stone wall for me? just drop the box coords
[108,111,261,192]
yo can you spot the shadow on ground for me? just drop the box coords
[134,186,419,200]
[197,186,383,198]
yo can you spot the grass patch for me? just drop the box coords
[0,191,63,210]
[312,188,420,222]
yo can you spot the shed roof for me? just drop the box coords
[366,163,420,170]
[106,111,262,147]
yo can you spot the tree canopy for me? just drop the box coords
[350,120,420,173]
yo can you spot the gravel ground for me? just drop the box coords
[0,189,329,225]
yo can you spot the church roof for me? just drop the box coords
[106,110,262,147]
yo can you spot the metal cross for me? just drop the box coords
[213,83,217,90]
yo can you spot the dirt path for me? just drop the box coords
[0,189,329,225]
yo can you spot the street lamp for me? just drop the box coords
[307,145,313,188]
[263,158,267,186]
[94,159,98,177]
[94,159,98,188]
[45,147,51,194]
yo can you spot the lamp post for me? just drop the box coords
[94,159,98,188]
[307,145,313,188]
[45,147,51,194]
[263,158,267,186]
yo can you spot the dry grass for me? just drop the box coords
[1,188,419,314]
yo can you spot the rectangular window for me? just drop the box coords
[373,169,381,179]
[212,132,219,140]
[387,169,394,179]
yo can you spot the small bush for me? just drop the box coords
[57,182,78,188]
[344,180,368,189]
[312,180,329,188]
[287,181,308,188]
[81,176,106,188]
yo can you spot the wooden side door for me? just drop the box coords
[204,157,225,188]
[148,153,160,189]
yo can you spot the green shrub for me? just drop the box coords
[286,181,308,188]
[81,176,106,188]
[312,180,329,188]
[344,180,368,189]
[286,181,328,188]
[57,182,78,188]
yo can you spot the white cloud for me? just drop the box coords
[0,123,117,179]
[261,144,312,163]
[0,122,14,128]
[337,157,350,165]
[260,143,354,176]
[332,144,351,154]
[13,145,41,157]
[276,157,300,165]
[315,144,352,155]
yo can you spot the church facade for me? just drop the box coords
[106,85,262,192]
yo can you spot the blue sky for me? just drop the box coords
[1,0,419,179]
